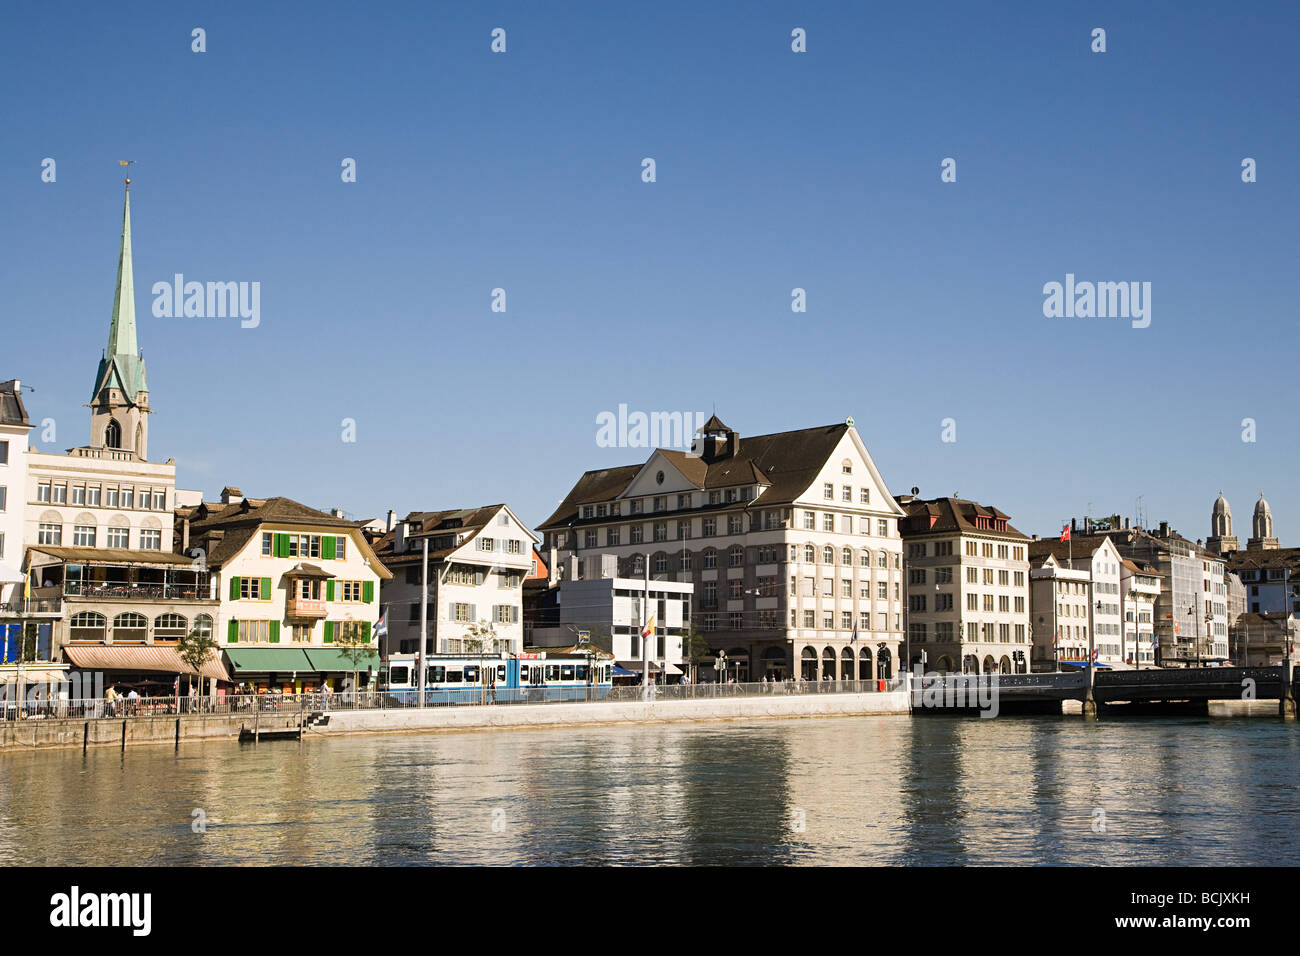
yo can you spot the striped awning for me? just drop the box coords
[61,644,230,681]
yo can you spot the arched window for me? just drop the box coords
[859,549,870,567]
[69,611,106,642]
[804,544,815,563]
[112,612,148,642]
[702,549,717,570]
[823,546,834,565]
[842,547,852,565]
[878,551,888,568]
[154,613,188,640]
[193,614,214,639]
[858,647,874,680]
[105,418,122,449]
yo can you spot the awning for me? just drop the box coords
[62,644,229,681]
[0,668,68,684]
[611,665,637,676]
[617,660,680,673]
[224,647,314,674]
[303,647,380,672]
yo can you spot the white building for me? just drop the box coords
[1121,558,1161,667]
[899,495,1031,674]
[529,557,691,679]
[180,489,390,693]
[0,380,32,611]
[538,416,906,682]
[371,505,539,657]
[1028,536,1124,668]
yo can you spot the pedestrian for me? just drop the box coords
[105,685,118,718]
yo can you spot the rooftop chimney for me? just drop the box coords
[220,486,243,505]
[386,509,396,532]
[395,520,408,554]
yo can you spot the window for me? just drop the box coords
[154,613,188,640]
[0,441,6,465]
[859,549,870,567]
[69,611,106,642]
[0,487,5,512]
[52,484,67,504]
[237,620,271,643]
[803,610,815,628]
[113,612,148,642]
[823,513,834,532]
[105,488,118,507]
[654,554,668,573]
[728,579,743,599]
[120,488,133,509]
[840,579,852,598]
[678,494,691,509]
[702,518,715,537]
[631,524,644,544]
[823,546,834,564]
[729,546,744,567]
[106,526,129,548]
[38,522,62,545]
[153,490,166,510]
[803,511,816,530]
[37,482,51,503]
[804,544,815,563]
[139,529,162,550]
[680,551,692,571]
[727,514,742,535]
[240,577,264,600]
[877,519,888,537]
[823,612,834,630]
[703,550,717,570]
[676,520,690,540]
[87,486,100,506]
[342,580,362,602]
[73,525,96,547]
[842,485,851,502]
[653,522,668,542]
[878,581,888,599]
[584,530,598,549]
[860,488,870,504]
[608,527,621,546]
[262,532,273,556]
[336,537,347,560]
[823,483,834,499]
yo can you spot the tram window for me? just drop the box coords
[518,665,529,682]
[576,665,588,681]
[546,665,560,681]
[464,666,479,683]
[445,669,464,683]
[428,666,445,684]
[561,665,575,680]
[496,665,507,681]
[389,666,410,685]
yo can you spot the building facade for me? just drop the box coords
[180,490,390,692]
[538,417,906,682]
[370,505,538,658]
[898,495,1031,674]
[1027,536,1125,669]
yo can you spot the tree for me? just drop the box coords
[464,620,498,703]
[176,624,219,707]
[680,625,713,683]
[337,637,376,709]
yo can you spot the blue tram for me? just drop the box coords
[378,652,613,705]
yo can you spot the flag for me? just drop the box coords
[850,622,858,645]
[23,567,32,601]
[1060,525,1070,542]
[1091,647,1098,662]
[119,160,136,166]
[374,608,388,639]
[640,614,655,640]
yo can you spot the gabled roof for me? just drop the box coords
[898,497,1028,541]
[1027,535,1115,566]
[538,423,859,531]
[370,503,537,569]
[0,380,30,428]
[178,496,389,575]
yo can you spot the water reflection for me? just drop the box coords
[0,716,1296,866]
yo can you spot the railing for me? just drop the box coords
[0,678,906,721]
[63,583,212,600]
[0,599,62,614]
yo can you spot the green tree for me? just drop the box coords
[464,620,498,703]
[680,625,713,683]
[337,637,376,709]
[176,624,219,705]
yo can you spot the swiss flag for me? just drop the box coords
[1060,525,1070,542]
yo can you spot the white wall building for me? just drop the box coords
[1121,558,1161,667]
[1028,536,1124,668]
[0,380,32,610]
[373,505,539,657]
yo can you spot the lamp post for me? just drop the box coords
[1188,604,1197,669]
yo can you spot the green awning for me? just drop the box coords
[304,648,381,672]
[224,648,315,673]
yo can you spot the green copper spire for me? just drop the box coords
[92,181,148,401]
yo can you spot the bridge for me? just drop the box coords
[911,666,1298,717]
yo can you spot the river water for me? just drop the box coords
[2,715,1297,865]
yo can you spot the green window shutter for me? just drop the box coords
[322,536,336,560]
[229,576,240,601]
[227,620,238,643]
[261,577,272,600]
[361,622,371,644]
[363,581,374,603]
[269,620,280,643]
[326,579,335,601]
[273,533,286,557]
[323,621,333,643]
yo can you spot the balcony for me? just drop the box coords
[0,598,62,616]
[286,596,328,620]
[64,582,210,601]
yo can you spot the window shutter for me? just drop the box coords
[469,603,477,622]
[326,580,335,601]
[227,620,238,643]
[322,536,336,560]
[269,621,280,643]
[363,581,374,603]
[361,622,371,644]
[261,577,272,600]
[272,533,285,557]
[229,576,240,601]
[323,621,334,643]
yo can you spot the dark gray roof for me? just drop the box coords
[0,380,31,427]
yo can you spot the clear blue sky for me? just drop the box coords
[5,1,1297,543]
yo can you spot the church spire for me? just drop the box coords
[107,180,138,360]
[92,179,148,402]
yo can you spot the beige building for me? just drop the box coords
[539,417,906,682]
[897,495,1031,674]
[1028,536,1127,669]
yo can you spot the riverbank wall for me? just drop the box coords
[0,691,911,753]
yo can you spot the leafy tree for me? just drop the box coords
[177,624,220,701]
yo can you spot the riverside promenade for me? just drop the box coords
[0,680,911,753]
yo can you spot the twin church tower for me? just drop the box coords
[1208,490,1278,555]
